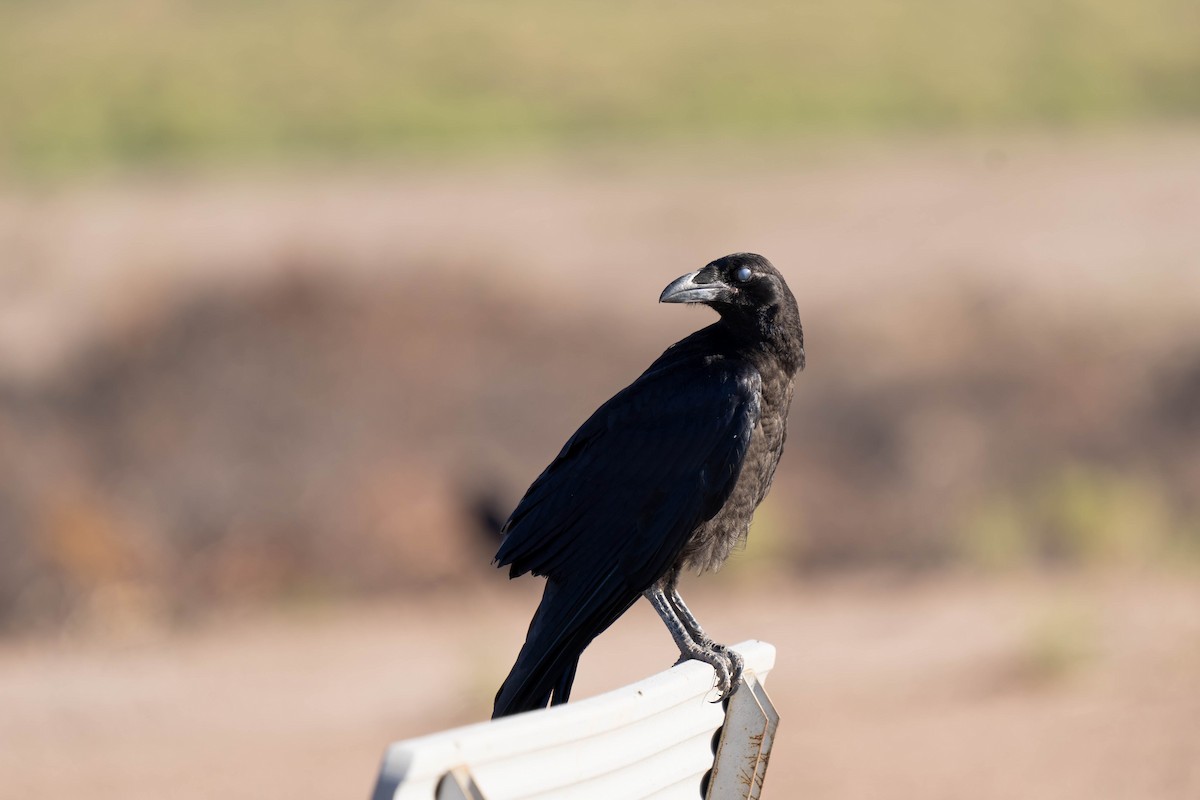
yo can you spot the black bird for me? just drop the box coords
[492,253,804,719]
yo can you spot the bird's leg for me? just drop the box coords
[644,586,733,697]
[665,587,715,647]
[658,569,713,647]
[667,587,744,691]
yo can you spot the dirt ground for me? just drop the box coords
[2,572,1197,800]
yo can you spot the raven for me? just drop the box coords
[492,253,804,719]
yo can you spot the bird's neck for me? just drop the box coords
[721,306,805,376]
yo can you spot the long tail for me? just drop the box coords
[492,575,637,719]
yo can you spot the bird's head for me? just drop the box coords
[660,253,804,370]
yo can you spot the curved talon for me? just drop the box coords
[710,656,732,697]
[725,647,744,692]
[673,648,733,697]
[704,644,744,699]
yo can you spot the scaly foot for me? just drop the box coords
[674,641,738,698]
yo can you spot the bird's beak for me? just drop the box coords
[659,270,729,304]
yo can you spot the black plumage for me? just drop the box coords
[492,253,805,719]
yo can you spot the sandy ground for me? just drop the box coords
[1,572,1198,800]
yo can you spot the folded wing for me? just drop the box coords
[495,358,762,590]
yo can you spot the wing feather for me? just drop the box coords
[495,358,762,587]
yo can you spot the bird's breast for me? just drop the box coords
[681,373,794,573]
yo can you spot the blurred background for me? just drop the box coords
[1,1,1198,798]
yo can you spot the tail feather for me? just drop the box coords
[550,657,579,707]
[492,575,636,718]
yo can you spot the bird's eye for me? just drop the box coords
[735,266,752,283]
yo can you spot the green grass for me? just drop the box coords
[959,464,1190,570]
[3,0,1200,175]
